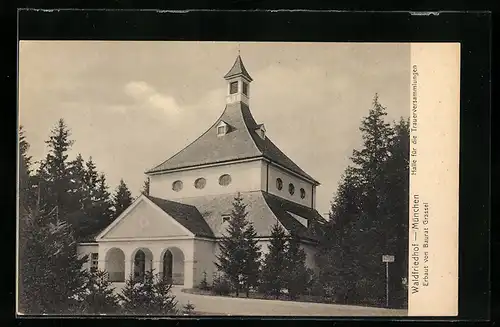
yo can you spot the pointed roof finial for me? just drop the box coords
[224,53,253,82]
[237,43,241,56]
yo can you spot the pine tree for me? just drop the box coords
[119,271,178,315]
[182,301,195,315]
[214,193,249,297]
[93,173,114,232]
[112,179,133,219]
[84,157,99,196]
[141,177,150,196]
[66,154,92,240]
[260,222,288,298]
[19,207,88,314]
[80,269,119,314]
[242,223,261,297]
[36,119,75,222]
[284,234,310,300]
[378,118,409,306]
[316,166,363,303]
[317,94,409,307]
[18,126,36,210]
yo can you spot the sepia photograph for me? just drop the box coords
[17,41,413,316]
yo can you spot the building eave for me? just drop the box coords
[146,154,320,186]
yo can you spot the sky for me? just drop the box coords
[19,41,410,215]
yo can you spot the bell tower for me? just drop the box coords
[224,55,253,106]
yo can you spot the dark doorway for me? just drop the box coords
[133,250,146,281]
[162,250,173,282]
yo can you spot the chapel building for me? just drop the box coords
[77,55,327,288]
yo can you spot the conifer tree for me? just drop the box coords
[66,154,92,240]
[316,166,363,302]
[260,222,288,298]
[214,193,249,297]
[317,94,409,307]
[142,176,150,196]
[18,126,36,210]
[284,234,310,300]
[36,119,75,222]
[80,269,119,314]
[242,223,261,297]
[112,179,133,219]
[119,271,178,315]
[93,173,114,231]
[19,207,88,314]
[84,157,99,195]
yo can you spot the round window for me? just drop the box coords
[194,177,206,189]
[172,180,183,192]
[276,178,283,190]
[288,183,295,195]
[300,188,306,199]
[219,174,232,186]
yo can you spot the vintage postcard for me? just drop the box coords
[17,41,459,317]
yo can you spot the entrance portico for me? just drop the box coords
[98,241,194,288]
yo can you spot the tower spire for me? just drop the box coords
[224,54,252,105]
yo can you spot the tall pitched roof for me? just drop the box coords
[146,102,319,184]
[224,55,253,81]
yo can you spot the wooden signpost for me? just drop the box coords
[382,255,395,308]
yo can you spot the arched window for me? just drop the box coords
[219,174,232,186]
[194,177,206,189]
[289,183,295,196]
[300,188,306,199]
[172,180,183,192]
[276,178,283,190]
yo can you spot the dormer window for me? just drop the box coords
[217,121,228,136]
[255,124,266,140]
[229,81,238,94]
[287,211,309,228]
[222,214,231,223]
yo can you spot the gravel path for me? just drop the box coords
[171,286,407,317]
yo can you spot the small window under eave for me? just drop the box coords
[255,124,266,140]
[287,211,309,228]
[217,121,228,136]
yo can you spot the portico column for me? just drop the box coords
[152,248,163,278]
[124,252,132,281]
[184,260,195,288]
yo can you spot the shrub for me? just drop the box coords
[212,274,232,296]
[182,301,195,315]
[80,269,119,314]
[118,270,178,315]
[308,276,325,297]
[198,271,210,291]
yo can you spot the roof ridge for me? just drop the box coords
[239,102,265,158]
[146,194,200,211]
[240,103,319,184]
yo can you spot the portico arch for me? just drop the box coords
[131,248,153,282]
[105,248,125,282]
[160,247,185,285]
